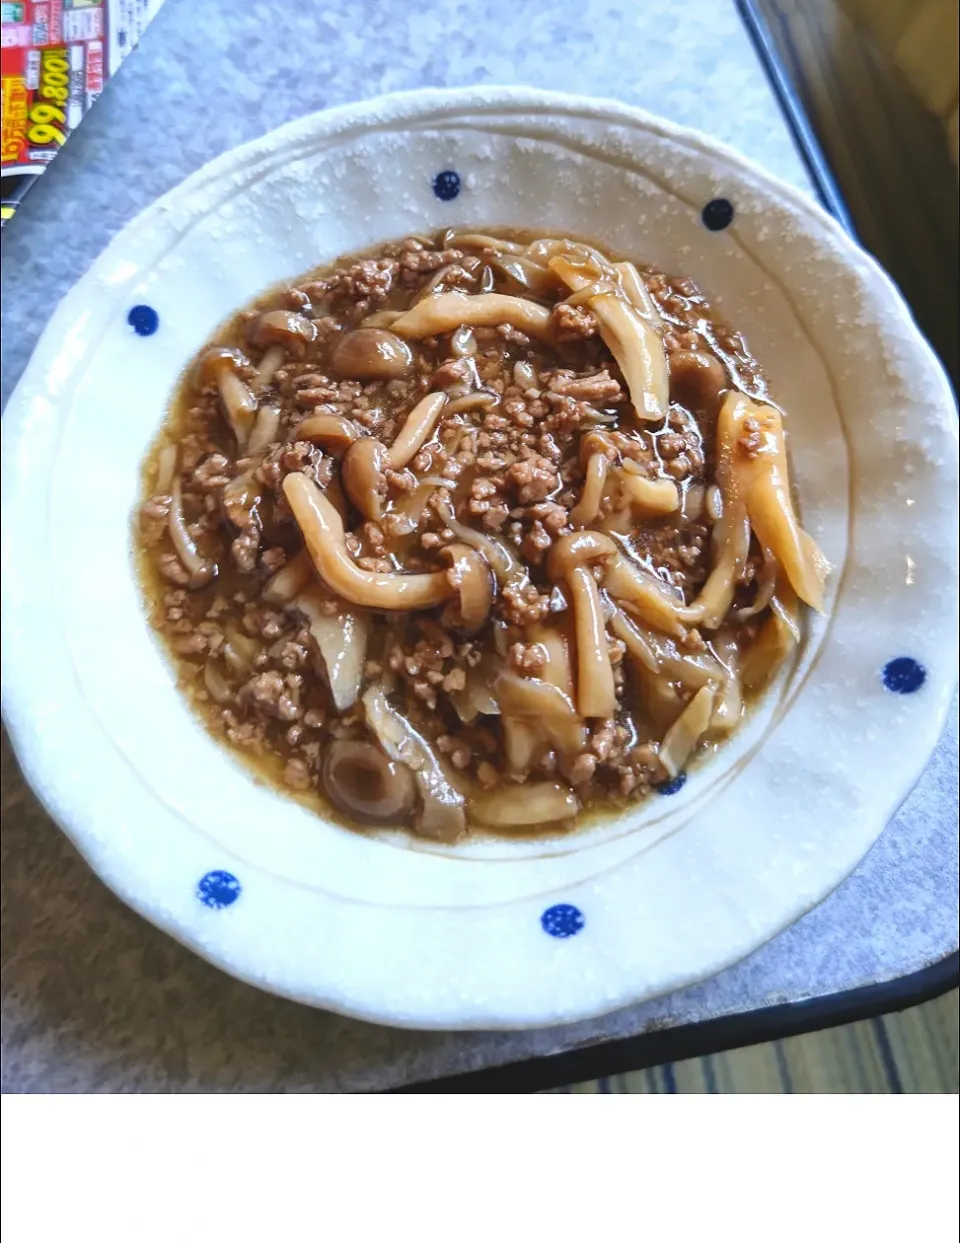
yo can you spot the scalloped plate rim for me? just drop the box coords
[1,87,957,1030]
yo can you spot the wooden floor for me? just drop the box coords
[744,0,959,386]
[556,991,958,1092]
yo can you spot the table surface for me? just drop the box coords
[1,0,957,1093]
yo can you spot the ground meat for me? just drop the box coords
[499,582,552,626]
[520,521,552,565]
[140,495,171,545]
[256,441,329,494]
[506,455,559,504]
[431,358,477,390]
[192,454,232,490]
[657,432,687,460]
[496,323,531,347]
[509,642,547,675]
[529,501,570,535]
[551,303,598,341]
[157,552,191,585]
[322,258,398,307]
[567,753,597,785]
[278,640,309,670]
[283,757,313,790]
[241,670,303,722]
[546,369,622,403]
[398,245,463,275]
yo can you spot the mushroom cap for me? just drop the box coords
[195,345,249,384]
[330,328,414,381]
[322,740,417,824]
[252,310,317,356]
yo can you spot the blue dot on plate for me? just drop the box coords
[197,870,241,909]
[128,304,159,336]
[657,771,687,796]
[541,903,585,939]
[432,169,461,201]
[701,198,734,231]
[882,657,926,695]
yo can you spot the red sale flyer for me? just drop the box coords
[1,0,164,223]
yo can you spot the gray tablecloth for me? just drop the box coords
[2,0,956,1092]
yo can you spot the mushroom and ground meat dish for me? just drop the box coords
[136,230,829,841]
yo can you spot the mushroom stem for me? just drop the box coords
[390,291,553,340]
[432,494,527,587]
[568,452,609,528]
[613,261,662,325]
[547,530,618,579]
[659,685,716,779]
[609,608,660,674]
[604,553,696,638]
[246,402,281,456]
[362,684,466,842]
[282,473,453,611]
[618,470,680,516]
[550,256,668,421]
[385,392,447,469]
[471,782,579,828]
[262,549,314,603]
[252,346,285,393]
[155,444,177,494]
[342,437,387,521]
[568,566,617,718]
[196,348,261,447]
[547,533,618,718]
[168,477,215,588]
[719,392,829,611]
[439,543,494,635]
[218,369,258,448]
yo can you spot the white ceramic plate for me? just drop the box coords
[2,88,957,1030]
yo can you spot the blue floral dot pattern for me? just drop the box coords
[657,771,687,796]
[128,304,159,336]
[701,198,734,231]
[432,169,461,201]
[882,657,926,694]
[541,903,585,939]
[197,870,241,909]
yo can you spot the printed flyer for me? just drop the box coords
[1,0,164,223]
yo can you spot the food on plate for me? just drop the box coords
[135,230,827,840]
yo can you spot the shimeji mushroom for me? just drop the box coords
[282,473,453,610]
[390,291,553,340]
[292,413,362,455]
[249,310,317,394]
[330,328,414,381]
[167,472,216,589]
[547,531,619,719]
[195,347,258,448]
[321,740,417,825]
